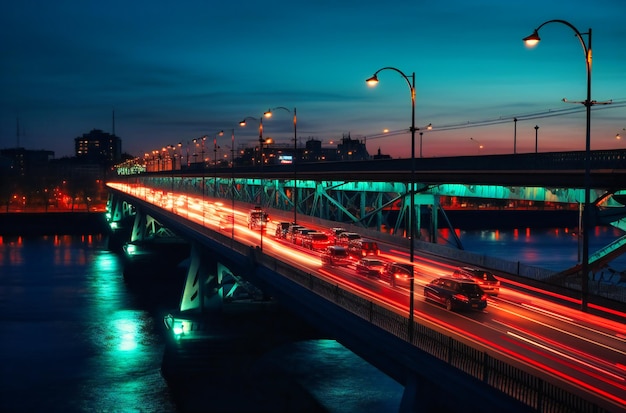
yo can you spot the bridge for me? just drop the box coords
[107,150,626,412]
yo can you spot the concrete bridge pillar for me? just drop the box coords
[398,371,436,413]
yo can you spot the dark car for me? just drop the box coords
[355,257,386,277]
[452,266,500,296]
[424,277,488,311]
[337,232,361,246]
[247,207,269,230]
[380,262,415,287]
[348,238,380,258]
[301,232,330,250]
[286,224,306,242]
[321,245,351,267]
[327,227,347,243]
[293,228,317,246]
[275,222,291,239]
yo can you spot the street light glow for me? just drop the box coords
[523,30,541,47]
[365,74,379,86]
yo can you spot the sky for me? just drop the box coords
[1,0,626,160]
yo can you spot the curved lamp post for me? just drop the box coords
[240,116,267,250]
[523,19,611,311]
[214,130,224,197]
[264,106,298,224]
[534,125,539,153]
[192,136,207,167]
[418,123,433,158]
[366,66,419,337]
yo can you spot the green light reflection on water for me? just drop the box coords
[80,248,174,412]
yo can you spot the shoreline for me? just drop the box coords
[0,212,109,236]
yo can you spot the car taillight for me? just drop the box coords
[453,293,469,303]
[481,294,488,301]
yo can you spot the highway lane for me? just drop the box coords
[109,183,626,411]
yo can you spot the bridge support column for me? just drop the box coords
[106,192,135,250]
[398,371,435,413]
[179,241,222,313]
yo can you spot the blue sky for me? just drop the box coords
[1,0,625,159]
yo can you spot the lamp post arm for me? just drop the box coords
[534,20,590,59]
[372,67,414,93]
[269,106,291,114]
[534,20,591,105]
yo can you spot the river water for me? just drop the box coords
[0,234,402,413]
[0,225,623,412]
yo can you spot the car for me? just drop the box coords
[423,277,488,311]
[452,266,500,296]
[301,232,330,250]
[247,206,269,230]
[275,222,291,239]
[320,245,351,267]
[380,262,415,288]
[327,227,347,243]
[337,232,361,246]
[286,224,305,242]
[355,257,386,277]
[348,238,380,258]
[293,228,317,245]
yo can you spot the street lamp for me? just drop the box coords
[617,129,625,141]
[229,129,236,243]
[240,116,267,250]
[214,130,224,197]
[418,123,433,158]
[534,125,539,153]
[513,117,518,154]
[523,19,611,311]
[264,106,298,224]
[367,66,419,338]
[192,136,207,167]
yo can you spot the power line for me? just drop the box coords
[364,99,626,140]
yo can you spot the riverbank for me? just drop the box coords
[0,212,109,236]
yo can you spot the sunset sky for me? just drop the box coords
[1,1,625,160]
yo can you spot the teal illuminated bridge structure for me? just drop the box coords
[118,148,626,258]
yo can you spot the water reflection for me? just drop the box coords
[0,235,177,413]
[80,247,175,413]
[459,225,626,271]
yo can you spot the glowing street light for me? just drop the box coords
[524,19,611,311]
[418,123,433,158]
[240,115,270,250]
[264,106,298,224]
[192,136,207,167]
[214,130,224,197]
[367,66,419,337]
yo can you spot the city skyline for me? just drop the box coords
[1,1,625,160]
